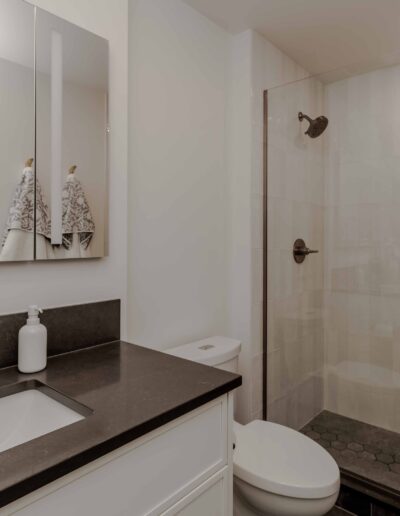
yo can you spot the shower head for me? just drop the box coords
[298,112,328,138]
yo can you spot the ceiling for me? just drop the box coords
[182,0,400,76]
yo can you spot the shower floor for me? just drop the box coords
[302,411,400,513]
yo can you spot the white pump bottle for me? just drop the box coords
[18,305,47,373]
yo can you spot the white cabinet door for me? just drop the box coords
[6,397,229,516]
[161,468,228,516]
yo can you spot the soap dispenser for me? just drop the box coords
[18,305,47,373]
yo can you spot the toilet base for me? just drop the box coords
[234,477,338,516]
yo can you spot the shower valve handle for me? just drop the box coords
[303,248,319,255]
[293,239,319,263]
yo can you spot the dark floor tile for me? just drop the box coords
[337,488,371,516]
[371,503,400,516]
[301,411,400,494]
[327,507,356,515]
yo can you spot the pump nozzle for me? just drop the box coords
[28,305,43,317]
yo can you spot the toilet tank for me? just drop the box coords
[167,337,241,373]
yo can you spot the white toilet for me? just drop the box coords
[167,337,340,516]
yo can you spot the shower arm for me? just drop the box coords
[298,112,312,123]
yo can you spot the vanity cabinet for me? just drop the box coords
[2,394,234,516]
[160,469,229,516]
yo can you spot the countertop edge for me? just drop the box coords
[0,374,241,509]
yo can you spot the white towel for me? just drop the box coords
[0,231,52,261]
[62,173,95,250]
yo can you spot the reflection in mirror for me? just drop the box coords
[36,8,108,259]
[0,0,35,262]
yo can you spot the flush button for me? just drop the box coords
[198,345,215,351]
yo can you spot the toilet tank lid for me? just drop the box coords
[167,337,241,366]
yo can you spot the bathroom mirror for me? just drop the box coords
[35,8,108,260]
[0,0,35,261]
[0,0,109,262]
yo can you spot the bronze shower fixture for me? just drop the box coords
[298,112,328,138]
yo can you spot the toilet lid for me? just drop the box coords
[234,420,340,499]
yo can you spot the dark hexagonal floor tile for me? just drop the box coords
[389,463,400,475]
[301,411,400,493]
[306,430,320,440]
[313,424,326,434]
[341,449,358,461]
[371,460,389,472]
[376,453,394,465]
[364,444,381,455]
[332,440,347,451]
[359,451,376,462]
[337,433,352,443]
[348,442,364,452]
[381,448,396,456]
[321,432,337,442]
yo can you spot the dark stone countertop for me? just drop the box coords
[0,341,241,508]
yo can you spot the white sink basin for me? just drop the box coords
[0,381,91,453]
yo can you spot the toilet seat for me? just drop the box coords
[233,420,340,500]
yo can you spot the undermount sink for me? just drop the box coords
[0,380,92,453]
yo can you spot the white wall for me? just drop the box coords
[127,0,230,350]
[0,0,128,335]
[127,5,308,423]
[127,3,275,424]
[225,30,266,422]
[226,30,254,422]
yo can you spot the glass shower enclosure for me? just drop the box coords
[265,58,400,493]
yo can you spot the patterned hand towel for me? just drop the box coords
[2,167,51,247]
[62,173,95,250]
